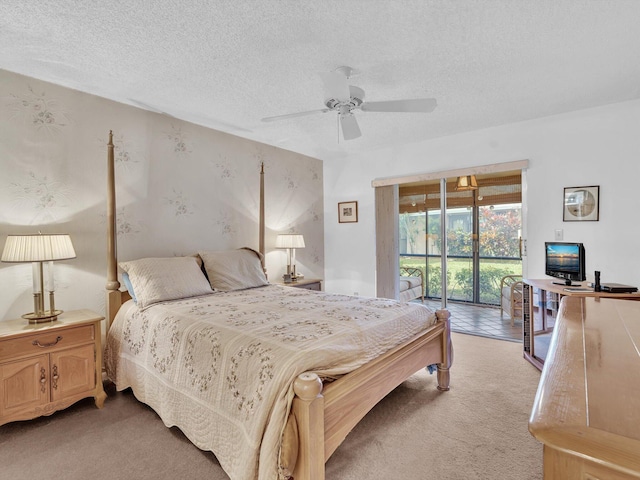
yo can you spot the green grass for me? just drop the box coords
[401,256,521,275]
[400,256,522,305]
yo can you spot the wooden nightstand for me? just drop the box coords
[278,278,322,291]
[0,309,106,426]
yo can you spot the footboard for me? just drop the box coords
[282,309,452,480]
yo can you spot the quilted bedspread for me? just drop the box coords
[105,284,438,480]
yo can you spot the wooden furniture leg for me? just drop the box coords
[291,373,325,480]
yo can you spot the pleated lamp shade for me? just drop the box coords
[275,234,305,249]
[1,234,76,263]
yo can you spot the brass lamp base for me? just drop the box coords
[22,310,62,324]
[282,274,302,284]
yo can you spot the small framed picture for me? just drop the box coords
[563,186,599,222]
[338,201,358,223]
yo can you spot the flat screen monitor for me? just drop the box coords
[545,242,586,286]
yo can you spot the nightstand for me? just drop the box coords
[278,278,322,291]
[0,309,106,426]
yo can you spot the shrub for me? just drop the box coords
[400,257,520,305]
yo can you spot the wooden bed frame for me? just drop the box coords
[104,131,452,480]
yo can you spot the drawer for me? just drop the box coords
[0,325,95,363]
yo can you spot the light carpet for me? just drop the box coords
[0,332,542,479]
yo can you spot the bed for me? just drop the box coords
[103,131,452,480]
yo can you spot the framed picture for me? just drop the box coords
[563,186,599,222]
[338,201,358,223]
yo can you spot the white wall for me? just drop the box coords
[0,69,324,322]
[324,99,640,297]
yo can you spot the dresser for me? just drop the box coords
[529,296,640,479]
[0,309,106,426]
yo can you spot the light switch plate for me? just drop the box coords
[554,229,563,241]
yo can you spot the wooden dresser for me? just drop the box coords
[0,309,106,426]
[529,296,640,479]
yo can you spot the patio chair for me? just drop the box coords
[399,267,424,303]
[500,274,523,325]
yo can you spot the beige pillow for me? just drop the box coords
[119,256,213,309]
[199,248,268,292]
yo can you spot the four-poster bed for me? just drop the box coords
[103,131,452,480]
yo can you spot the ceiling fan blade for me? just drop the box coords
[340,113,362,140]
[261,108,329,122]
[360,98,437,113]
[322,71,351,103]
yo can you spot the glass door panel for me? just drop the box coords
[478,203,523,305]
[446,207,473,302]
[399,211,427,297]
[530,287,557,364]
[425,210,442,299]
[400,209,445,301]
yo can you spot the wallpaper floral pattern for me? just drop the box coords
[6,84,71,133]
[9,171,73,221]
[0,69,324,322]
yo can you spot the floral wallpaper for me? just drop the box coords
[0,69,324,323]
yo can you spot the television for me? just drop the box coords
[545,242,586,286]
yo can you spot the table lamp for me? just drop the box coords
[1,233,76,323]
[275,234,305,283]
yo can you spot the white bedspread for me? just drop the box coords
[105,284,438,480]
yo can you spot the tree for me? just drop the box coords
[399,213,425,254]
[479,208,521,257]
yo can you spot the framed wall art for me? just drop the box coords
[338,201,358,223]
[563,186,599,222]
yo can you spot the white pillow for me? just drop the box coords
[119,256,213,308]
[199,248,268,292]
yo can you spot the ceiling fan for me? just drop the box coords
[261,66,437,141]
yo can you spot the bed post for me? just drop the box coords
[291,372,325,480]
[435,309,452,391]
[105,130,121,330]
[259,162,267,278]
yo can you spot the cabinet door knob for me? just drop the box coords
[32,336,62,348]
[40,367,47,393]
[52,365,59,390]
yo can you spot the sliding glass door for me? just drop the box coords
[399,173,522,306]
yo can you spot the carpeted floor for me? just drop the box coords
[0,332,542,480]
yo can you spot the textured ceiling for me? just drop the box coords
[2,0,640,161]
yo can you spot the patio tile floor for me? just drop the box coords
[421,299,522,342]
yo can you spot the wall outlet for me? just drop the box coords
[554,229,563,241]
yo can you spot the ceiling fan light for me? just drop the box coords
[339,111,362,140]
